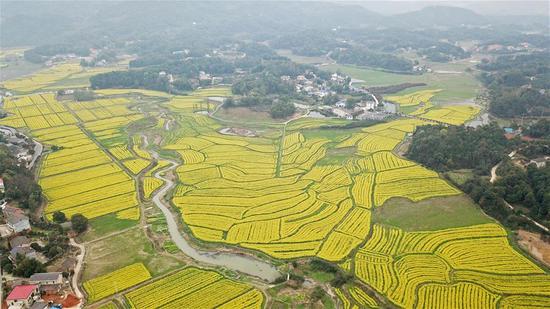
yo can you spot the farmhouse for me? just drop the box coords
[335,101,346,108]
[9,235,31,248]
[30,272,63,285]
[6,284,39,309]
[3,206,31,233]
[10,246,37,261]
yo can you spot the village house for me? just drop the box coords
[30,272,65,293]
[363,100,377,110]
[10,246,37,262]
[211,76,223,85]
[335,100,346,108]
[10,235,31,248]
[6,284,39,309]
[30,272,63,286]
[3,206,31,233]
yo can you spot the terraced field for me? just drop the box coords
[163,97,460,261]
[124,267,264,309]
[1,85,548,308]
[351,223,550,308]
[159,90,549,308]
[414,104,480,125]
[0,62,127,93]
[84,263,152,302]
[386,89,441,107]
[0,93,143,219]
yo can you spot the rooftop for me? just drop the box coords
[6,284,37,300]
[10,246,36,258]
[9,236,30,248]
[30,272,62,282]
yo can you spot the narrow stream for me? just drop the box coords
[149,151,281,282]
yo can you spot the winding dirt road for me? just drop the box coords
[69,238,85,307]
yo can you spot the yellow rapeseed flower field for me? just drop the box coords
[84,263,151,302]
[124,267,263,309]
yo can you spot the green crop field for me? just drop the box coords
[324,64,481,104]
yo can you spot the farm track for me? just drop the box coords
[69,238,85,308]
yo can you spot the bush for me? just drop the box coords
[52,211,67,223]
[330,272,353,288]
[310,286,326,302]
[309,258,338,273]
[71,214,88,234]
[270,101,296,118]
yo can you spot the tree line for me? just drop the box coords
[406,124,512,175]
[478,52,550,118]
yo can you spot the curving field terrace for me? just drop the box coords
[164,109,460,261]
[160,90,549,308]
[1,86,548,308]
[0,93,144,220]
[124,267,264,309]
[352,223,550,308]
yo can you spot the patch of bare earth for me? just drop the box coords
[517,229,550,267]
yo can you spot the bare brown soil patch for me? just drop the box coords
[517,229,550,267]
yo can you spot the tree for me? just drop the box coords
[224,97,235,108]
[13,257,46,277]
[310,286,326,302]
[52,211,67,224]
[74,90,96,101]
[346,97,359,109]
[270,101,296,119]
[71,214,89,233]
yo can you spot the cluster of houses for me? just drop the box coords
[198,71,224,85]
[0,126,36,169]
[282,72,345,100]
[477,42,545,54]
[502,127,549,169]
[6,272,66,309]
[1,206,78,309]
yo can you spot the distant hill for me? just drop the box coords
[0,1,384,46]
[391,6,488,28]
[0,2,546,47]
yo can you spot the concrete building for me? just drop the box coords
[6,284,39,309]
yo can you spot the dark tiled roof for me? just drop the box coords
[30,272,62,282]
